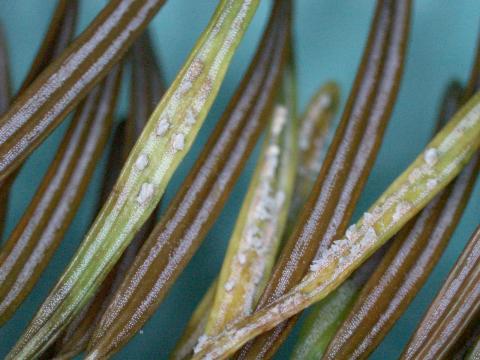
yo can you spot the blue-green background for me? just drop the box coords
[0,1,479,358]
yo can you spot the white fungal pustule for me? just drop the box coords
[245,224,261,244]
[136,182,155,205]
[363,226,377,246]
[237,252,247,265]
[310,257,328,272]
[311,238,352,272]
[172,133,185,151]
[363,212,375,225]
[268,161,281,179]
[224,279,235,292]
[178,79,193,95]
[267,144,281,157]
[135,153,149,171]
[393,201,411,222]
[194,334,209,354]
[271,105,288,135]
[318,93,332,108]
[299,133,310,151]
[275,191,286,208]
[349,242,363,257]
[185,108,196,126]
[156,118,170,137]
[408,168,422,184]
[263,153,279,178]
[427,178,438,190]
[254,202,271,221]
[331,239,349,254]
[299,94,331,150]
[424,148,439,166]
[346,224,357,241]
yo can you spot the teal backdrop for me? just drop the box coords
[0,1,479,359]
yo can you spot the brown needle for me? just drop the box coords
[51,31,164,359]
[236,0,412,357]
[0,0,167,181]
[86,2,290,358]
[0,64,122,325]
